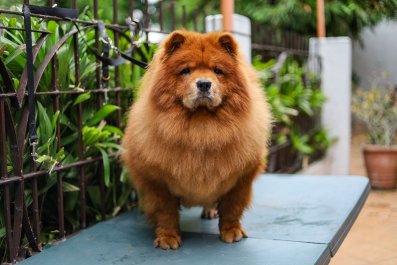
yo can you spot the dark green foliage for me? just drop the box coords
[253,55,333,157]
[183,0,397,38]
[0,9,156,260]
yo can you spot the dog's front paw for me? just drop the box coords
[220,225,248,243]
[154,234,181,250]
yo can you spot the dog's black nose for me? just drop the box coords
[196,79,212,92]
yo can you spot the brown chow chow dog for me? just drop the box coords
[122,30,272,250]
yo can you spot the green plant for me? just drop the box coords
[255,56,326,125]
[0,7,157,259]
[310,129,336,153]
[253,55,331,160]
[352,75,397,146]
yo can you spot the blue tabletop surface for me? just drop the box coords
[20,174,370,265]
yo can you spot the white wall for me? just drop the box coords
[307,37,352,175]
[353,20,397,89]
[205,14,251,62]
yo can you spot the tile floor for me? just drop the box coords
[329,135,397,265]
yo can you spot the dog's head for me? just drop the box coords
[151,31,249,113]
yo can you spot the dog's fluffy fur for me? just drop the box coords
[122,31,272,249]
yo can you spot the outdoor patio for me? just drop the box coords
[1,1,396,265]
[330,134,397,265]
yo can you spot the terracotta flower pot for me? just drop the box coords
[363,145,397,189]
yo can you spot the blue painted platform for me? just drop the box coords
[20,174,370,265]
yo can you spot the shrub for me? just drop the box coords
[253,54,333,160]
[351,74,397,146]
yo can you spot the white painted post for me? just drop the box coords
[205,14,252,62]
[307,37,352,175]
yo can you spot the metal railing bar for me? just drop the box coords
[70,0,87,230]
[16,32,50,107]
[252,43,309,55]
[0,98,15,262]
[0,9,129,31]
[0,87,133,98]
[113,0,123,208]
[93,0,106,221]
[47,0,66,238]
[0,154,117,186]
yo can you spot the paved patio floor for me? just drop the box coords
[329,135,397,265]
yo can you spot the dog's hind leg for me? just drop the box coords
[201,204,218,219]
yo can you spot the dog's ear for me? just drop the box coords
[164,31,186,54]
[218,33,237,56]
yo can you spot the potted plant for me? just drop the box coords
[351,77,397,189]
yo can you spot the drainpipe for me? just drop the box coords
[221,0,234,32]
[316,0,326,37]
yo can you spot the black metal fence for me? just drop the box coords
[252,23,311,60]
[0,1,321,263]
[252,25,322,173]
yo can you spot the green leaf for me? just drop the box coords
[4,45,25,65]
[276,135,288,144]
[47,20,58,34]
[12,78,20,89]
[103,125,124,136]
[120,166,129,183]
[87,105,120,126]
[59,114,77,131]
[63,181,80,192]
[39,173,57,195]
[35,155,52,164]
[73,92,91,106]
[291,132,314,155]
[298,100,313,116]
[83,126,111,146]
[98,147,110,187]
[97,142,122,151]
[87,186,100,208]
[60,132,78,147]
[64,192,79,211]
[51,111,60,132]
[0,227,5,239]
[112,189,132,216]
[37,101,52,144]
[53,147,66,162]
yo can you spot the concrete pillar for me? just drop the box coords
[205,14,251,62]
[307,37,352,175]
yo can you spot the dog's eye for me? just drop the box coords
[214,68,224,75]
[179,68,191,75]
